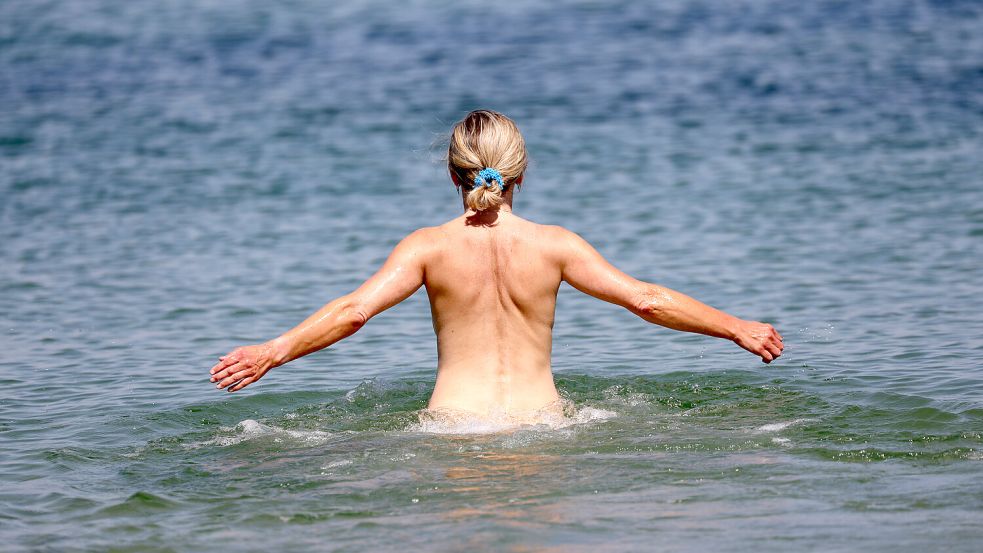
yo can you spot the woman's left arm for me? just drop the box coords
[209,229,430,392]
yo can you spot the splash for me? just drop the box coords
[755,419,810,433]
[191,419,333,448]
[407,398,617,435]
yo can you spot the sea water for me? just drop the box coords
[2,0,982,551]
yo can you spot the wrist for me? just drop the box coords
[267,336,292,367]
[722,316,743,342]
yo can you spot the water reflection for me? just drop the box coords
[442,450,568,525]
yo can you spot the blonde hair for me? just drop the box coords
[447,110,528,211]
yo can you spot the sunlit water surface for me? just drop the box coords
[2,0,982,551]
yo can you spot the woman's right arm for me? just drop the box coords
[209,229,431,392]
[555,228,784,363]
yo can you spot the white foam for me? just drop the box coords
[407,400,617,435]
[601,385,651,407]
[756,418,808,433]
[191,419,332,448]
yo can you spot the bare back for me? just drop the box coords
[210,204,783,410]
[421,212,565,415]
[208,111,783,401]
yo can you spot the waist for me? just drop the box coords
[420,397,571,432]
[427,363,559,416]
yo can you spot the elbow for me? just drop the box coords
[338,302,369,333]
[633,299,663,321]
[631,288,670,321]
[344,309,368,332]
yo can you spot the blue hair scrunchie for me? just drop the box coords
[473,168,505,191]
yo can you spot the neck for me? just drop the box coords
[460,186,516,213]
[468,204,512,214]
[464,206,509,226]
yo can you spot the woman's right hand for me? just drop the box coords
[732,320,784,363]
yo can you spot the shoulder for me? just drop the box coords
[537,224,591,252]
[519,222,596,264]
[538,223,580,240]
[401,225,440,244]
[390,226,441,261]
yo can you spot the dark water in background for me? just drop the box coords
[2,0,982,550]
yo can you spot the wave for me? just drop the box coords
[755,418,810,433]
[188,419,333,449]
[101,372,980,464]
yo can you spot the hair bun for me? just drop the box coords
[447,110,528,211]
[474,168,505,191]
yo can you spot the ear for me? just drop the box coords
[450,171,462,186]
[516,174,524,185]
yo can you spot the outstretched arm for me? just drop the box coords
[209,229,430,392]
[556,229,784,363]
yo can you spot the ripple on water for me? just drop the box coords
[188,419,334,449]
[99,373,980,465]
[3,0,983,549]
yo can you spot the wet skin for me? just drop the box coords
[210,184,784,415]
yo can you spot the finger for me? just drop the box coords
[774,333,785,347]
[223,365,255,383]
[216,370,242,388]
[760,349,774,363]
[218,369,252,389]
[209,355,237,375]
[229,377,255,392]
[213,359,255,382]
[210,361,242,382]
[765,343,782,358]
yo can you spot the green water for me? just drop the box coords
[18,372,983,551]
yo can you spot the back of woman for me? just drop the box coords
[209,109,783,427]
[423,214,565,416]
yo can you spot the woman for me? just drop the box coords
[209,110,783,420]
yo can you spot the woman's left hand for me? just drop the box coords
[209,343,278,392]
